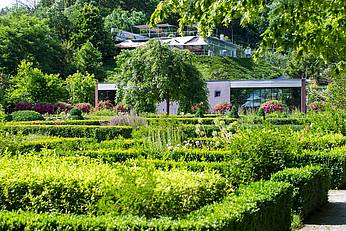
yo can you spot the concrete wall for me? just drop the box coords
[206,81,231,112]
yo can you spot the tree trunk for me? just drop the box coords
[166,98,170,115]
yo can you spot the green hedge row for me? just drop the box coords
[2,125,132,141]
[76,148,234,163]
[6,120,107,126]
[290,146,346,188]
[0,136,93,154]
[271,165,330,219]
[0,181,292,231]
[0,155,228,218]
[266,118,308,125]
[147,117,237,125]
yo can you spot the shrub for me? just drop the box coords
[75,103,92,113]
[66,72,96,104]
[260,100,285,113]
[214,102,232,114]
[3,125,132,141]
[68,108,84,120]
[15,101,33,111]
[34,103,55,114]
[271,165,330,219]
[191,101,209,114]
[0,155,229,218]
[0,181,292,231]
[10,110,45,121]
[96,101,113,110]
[290,146,346,189]
[227,105,239,118]
[107,116,147,127]
[115,104,127,113]
[54,102,73,113]
[0,105,5,122]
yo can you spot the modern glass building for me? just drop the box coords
[96,79,307,114]
[207,79,307,112]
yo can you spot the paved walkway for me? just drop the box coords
[299,190,346,231]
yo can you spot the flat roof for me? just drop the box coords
[98,83,117,91]
[229,79,302,88]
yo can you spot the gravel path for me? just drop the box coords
[299,190,346,231]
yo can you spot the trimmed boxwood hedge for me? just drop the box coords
[290,146,346,189]
[0,181,293,231]
[2,125,133,141]
[271,165,330,219]
[0,155,229,218]
[147,117,237,125]
[7,120,107,126]
[75,148,235,163]
[0,137,94,153]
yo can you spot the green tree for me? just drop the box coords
[326,73,346,110]
[74,41,103,80]
[151,0,346,70]
[115,40,207,114]
[104,8,147,32]
[7,60,67,103]
[66,72,96,104]
[0,13,65,75]
[69,2,106,50]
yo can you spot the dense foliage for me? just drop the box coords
[115,40,207,114]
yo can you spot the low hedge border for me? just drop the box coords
[6,120,108,126]
[266,118,308,125]
[0,181,293,231]
[271,165,330,219]
[290,146,346,189]
[76,148,234,163]
[2,125,133,141]
[0,156,229,218]
[0,137,94,154]
[146,117,237,125]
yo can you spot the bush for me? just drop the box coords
[227,105,239,118]
[260,100,285,113]
[0,155,229,218]
[271,165,330,219]
[96,101,113,110]
[54,102,73,113]
[68,108,84,120]
[0,181,293,231]
[0,136,94,154]
[15,101,33,111]
[266,118,307,125]
[0,105,5,122]
[3,125,133,141]
[214,102,232,114]
[34,103,55,114]
[10,110,45,121]
[75,103,92,113]
[66,72,96,105]
[107,116,147,127]
[290,146,346,189]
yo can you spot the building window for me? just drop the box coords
[214,90,221,97]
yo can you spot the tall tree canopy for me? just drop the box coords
[151,0,346,70]
[0,13,65,74]
[115,40,207,114]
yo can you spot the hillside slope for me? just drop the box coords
[194,56,282,80]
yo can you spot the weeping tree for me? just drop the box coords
[115,40,207,115]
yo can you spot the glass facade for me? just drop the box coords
[230,87,301,110]
[98,90,116,103]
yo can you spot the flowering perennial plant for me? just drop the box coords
[214,103,232,114]
[260,100,285,113]
[15,101,33,111]
[75,103,92,113]
[96,101,114,110]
